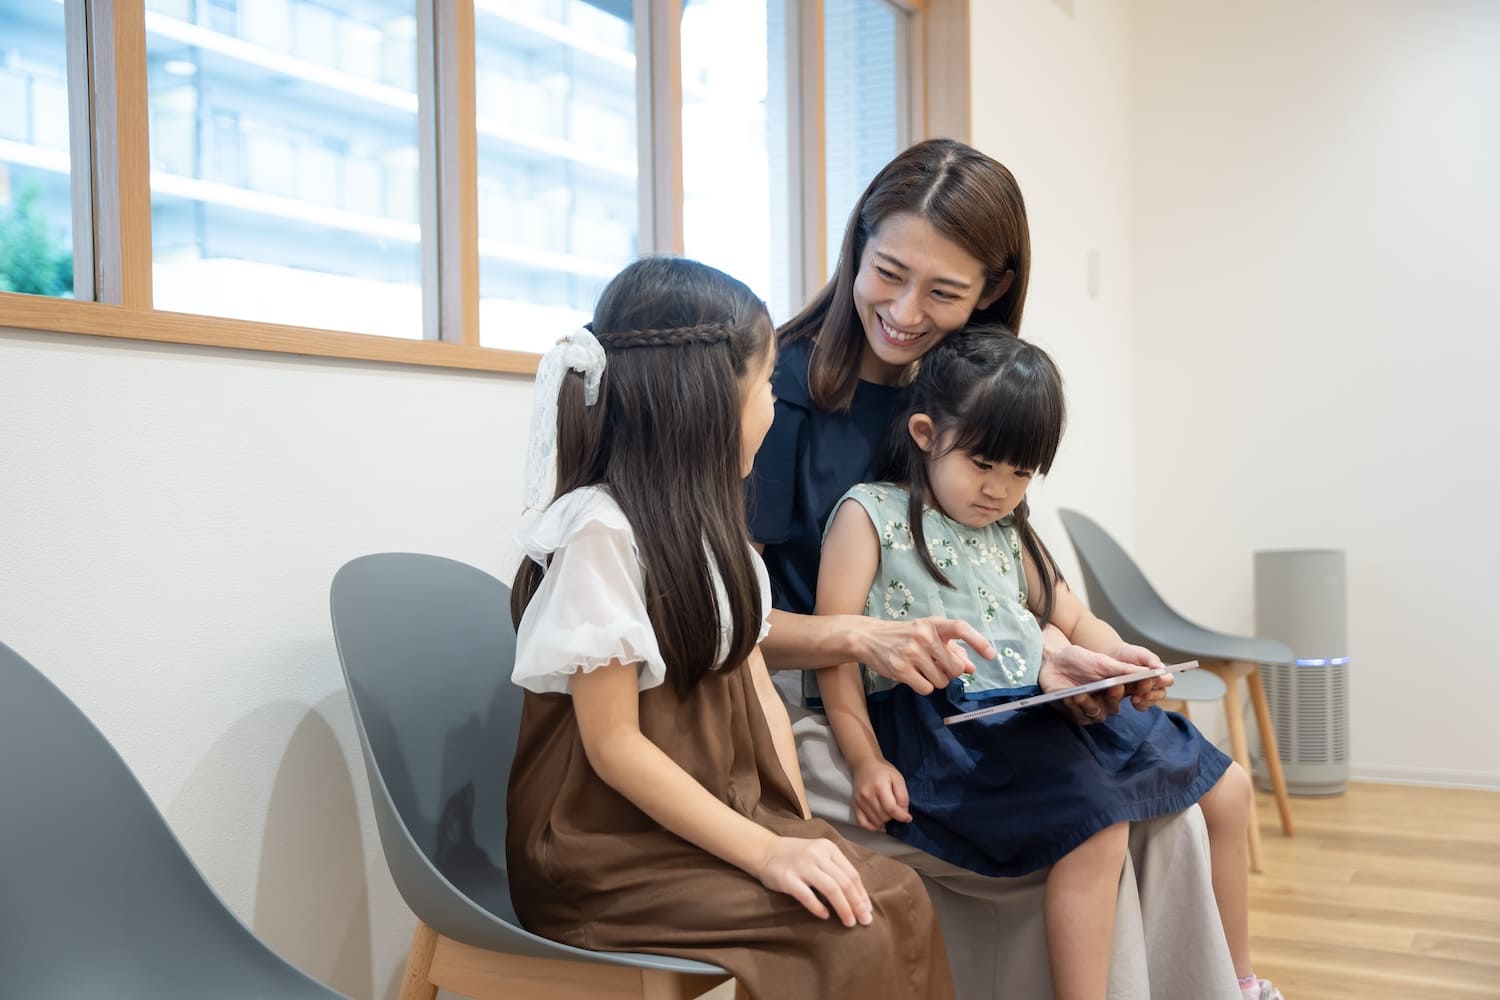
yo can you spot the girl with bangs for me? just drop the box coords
[506,256,954,1000]
[814,331,1273,1000]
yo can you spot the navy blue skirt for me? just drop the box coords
[869,681,1232,877]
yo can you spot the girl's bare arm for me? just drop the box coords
[570,661,871,925]
[747,645,811,817]
[813,500,888,768]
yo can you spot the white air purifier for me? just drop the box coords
[1253,549,1349,796]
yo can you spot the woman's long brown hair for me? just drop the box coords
[511,257,772,694]
[779,138,1031,412]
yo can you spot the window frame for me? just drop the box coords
[0,0,969,375]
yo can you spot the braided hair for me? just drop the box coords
[512,257,773,695]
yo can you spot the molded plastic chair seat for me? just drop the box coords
[329,552,730,1000]
[0,640,347,999]
[1159,666,1228,713]
[1057,509,1296,873]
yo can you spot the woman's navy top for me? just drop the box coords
[748,337,907,617]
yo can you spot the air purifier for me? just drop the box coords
[1253,549,1349,796]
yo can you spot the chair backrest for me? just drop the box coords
[330,553,734,975]
[1056,508,1180,647]
[0,641,344,998]
[1057,509,1294,666]
[332,553,634,966]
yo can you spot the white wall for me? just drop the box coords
[0,327,533,997]
[1129,0,1500,787]
[969,0,1140,593]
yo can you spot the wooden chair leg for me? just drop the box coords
[640,969,735,999]
[1246,664,1295,836]
[1216,667,1264,873]
[399,920,440,1000]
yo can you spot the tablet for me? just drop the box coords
[942,660,1200,726]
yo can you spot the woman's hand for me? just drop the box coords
[850,757,912,831]
[855,616,991,695]
[755,836,874,927]
[1039,644,1142,725]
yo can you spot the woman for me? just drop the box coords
[749,139,1241,1000]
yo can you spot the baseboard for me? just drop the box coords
[1350,764,1500,792]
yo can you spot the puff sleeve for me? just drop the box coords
[511,488,667,694]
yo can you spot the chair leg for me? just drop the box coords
[1246,664,1295,837]
[640,969,736,1000]
[1216,668,1264,873]
[399,920,440,1000]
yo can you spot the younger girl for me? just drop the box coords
[506,256,954,1000]
[815,331,1280,1000]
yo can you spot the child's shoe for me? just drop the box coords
[1240,979,1284,1000]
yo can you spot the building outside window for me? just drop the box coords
[474,0,638,352]
[823,0,903,280]
[144,0,426,337]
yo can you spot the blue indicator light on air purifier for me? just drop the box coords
[1293,657,1349,667]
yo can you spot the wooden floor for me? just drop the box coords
[699,782,1499,1000]
[1248,782,1500,1000]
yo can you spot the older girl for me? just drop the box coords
[506,256,953,1000]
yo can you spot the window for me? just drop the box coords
[145,0,425,337]
[0,0,75,300]
[681,0,793,323]
[823,0,906,279]
[473,0,639,352]
[0,0,958,372]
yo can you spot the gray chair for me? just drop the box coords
[0,639,347,999]
[329,553,731,1000]
[1056,509,1296,872]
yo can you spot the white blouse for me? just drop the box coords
[512,486,773,694]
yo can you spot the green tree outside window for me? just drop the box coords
[0,186,73,298]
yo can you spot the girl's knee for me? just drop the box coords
[1204,762,1253,827]
[1074,821,1130,863]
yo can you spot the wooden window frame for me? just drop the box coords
[0,0,968,376]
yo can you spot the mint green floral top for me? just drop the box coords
[830,483,1044,695]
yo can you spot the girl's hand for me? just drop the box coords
[850,758,912,831]
[856,616,992,695]
[1110,643,1173,710]
[755,836,874,927]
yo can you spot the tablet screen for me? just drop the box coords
[943,660,1200,726]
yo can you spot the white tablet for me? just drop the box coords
[942,660,1200,726]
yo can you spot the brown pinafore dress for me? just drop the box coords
[505,501,953,1000]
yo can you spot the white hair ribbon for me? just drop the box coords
[522,326,607,511]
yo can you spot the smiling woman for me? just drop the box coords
[747,138,1245,999]
[851,212,1001,382]
[778,139,1030,414]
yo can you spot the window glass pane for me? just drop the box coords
[474,0,638,352]
[823,0,904,280]
[0,0,75,300]
[681,0,792,324]
[145,0,423,337]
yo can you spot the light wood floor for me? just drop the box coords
[1248,782,1500,1000]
